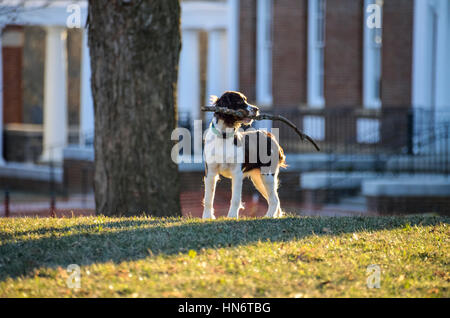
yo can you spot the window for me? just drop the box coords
[303,115,325,141]
[363,0,383,109]
[256,0,273,105]
[308,0,326,108]
[357,118,380,144]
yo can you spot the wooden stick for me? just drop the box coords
[201,106,321,152]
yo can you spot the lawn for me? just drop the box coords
[0,215,448,297]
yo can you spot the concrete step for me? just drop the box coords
[339,195,366,206]
[322,195,369,214]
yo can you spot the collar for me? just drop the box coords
[210,120,236,139]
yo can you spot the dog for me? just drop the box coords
[202,91,287,219]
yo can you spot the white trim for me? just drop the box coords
[0,1,88,27]
[433,0,450,112]
[182,2,229,31]
[301,171,378,190]
[307,0,325,108]
[412,0,433,110]
[41,26,68,162]
[256,0,273,106]
[228,0,239,91]
[206,29,229,96]
[411,0,450,154]
[79,30,94,146]
[0,1,228,31]
[412,0,450,112]
[0,27,5,165]
[0,162,63,183]
[178,29,200,119]
[362,176,450,197]
[2,29,24,46]
[63,146,94,161]
[205,29,229,122]
[363,0,382,109]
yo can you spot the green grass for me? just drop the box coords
[0,215,448,297]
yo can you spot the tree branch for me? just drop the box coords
[201,106,321,152]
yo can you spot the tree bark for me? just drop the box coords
[88,0,181,216]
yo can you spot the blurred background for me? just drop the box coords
[0,0,449,217]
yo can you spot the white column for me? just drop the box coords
[412,0,431,110]
[42,26,68,162]
[307,0,325,108]
[178,29,201,157]
[206,28,228,121]
[435,0,449,112]
[0,26,5,165]
[434,0,450,153]
[79,29,94,147]
[363,0,382,109]
[228,0,240,91]
[256,0,273,105]
[178,29,200,120]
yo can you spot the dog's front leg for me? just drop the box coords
[203,165,219,219]
[227,168,244,219]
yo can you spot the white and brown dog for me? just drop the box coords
[202,91,287,219]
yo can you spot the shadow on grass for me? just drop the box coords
[0,215,448,281]
[0,217,183,241]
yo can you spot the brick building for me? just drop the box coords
[0,0,449,216]
[238,0,449,151]
[234,0,450,215]
[2,0,449,161]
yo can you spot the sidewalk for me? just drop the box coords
[0,190,371,218]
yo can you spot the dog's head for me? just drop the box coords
[211,91,259,128]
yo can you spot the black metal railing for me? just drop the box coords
[2,107,449,217]
[269,107,450,174]
[177,107,450,175]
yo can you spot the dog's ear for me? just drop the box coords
[209,95,218,106]
[214,94,228,109]
[225,93,232,107]
[215,92,234,109]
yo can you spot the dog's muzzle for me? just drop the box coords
[241,103,259,124]
[246,103,259,117]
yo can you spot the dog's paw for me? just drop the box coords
[202,210,216,220]
[227,210,239,219]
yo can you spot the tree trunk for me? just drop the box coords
[88,0,181,216]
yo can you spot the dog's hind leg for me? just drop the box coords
[261,173,281,218]
[249,169,269,202]
[272,172,284,217]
